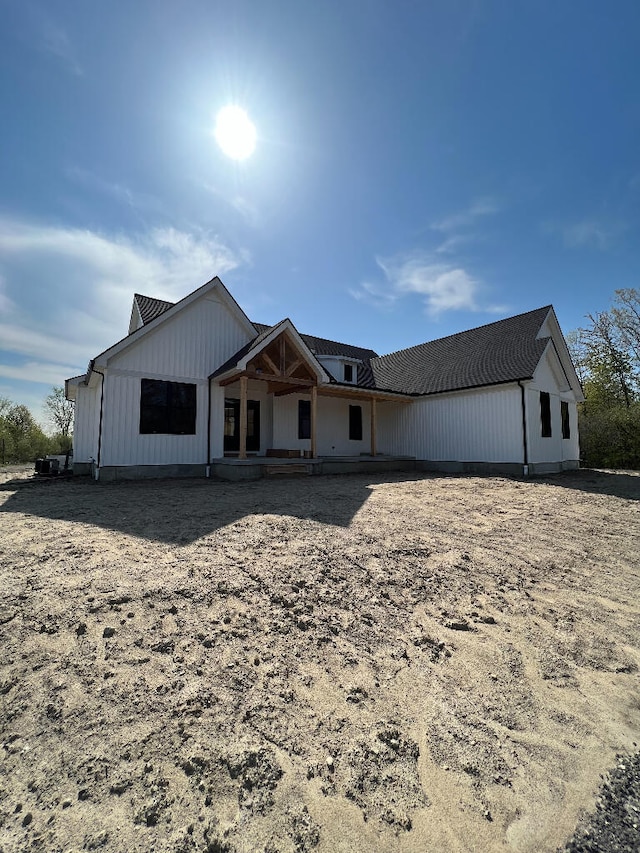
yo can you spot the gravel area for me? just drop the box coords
[561,750,640,852]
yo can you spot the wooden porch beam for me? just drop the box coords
[285,358,302,377]
[218,373,244,387]
[311,385,317,459]
[260,352,281,376]
[263,375,315,388]
[273,386,305,397]
[239,375,248,460]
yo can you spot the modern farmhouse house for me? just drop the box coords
[65,276,583,480]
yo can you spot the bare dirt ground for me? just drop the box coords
[1,469,639,853]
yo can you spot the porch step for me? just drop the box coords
[264,464,311,477]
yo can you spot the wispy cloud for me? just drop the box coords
[0,217,249,396]
[0,361,79,386]
[350,251,503,316]
[545,218,623,250]
[29,5,83,76]
[0,275,15,315]
[351,198,505,316]
[65,167,167,219]
[434,233,476,256]
[427,197,501,257]
[430,198,500,234]
[202,184,262,227]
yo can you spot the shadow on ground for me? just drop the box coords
[0,473,386,544]
[1,468,638,545]
[540,468,640,501]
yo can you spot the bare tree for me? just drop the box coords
[581,311,636,408]
[44,387,74,437]
[612,288,640,368]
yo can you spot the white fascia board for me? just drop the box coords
[537,307,584,401]
[65,375,83,401]
[92,277,256,369]
[536,340,572,392]
[412,381,522,402]
[237,319,332,383]
[325,385,414,402]
[128,298,143,334]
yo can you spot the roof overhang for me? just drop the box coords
[91,277,257,370]
[318,384,413,402]
[64,374,86,402]
[538,307,585,401]
[212,319,332,387]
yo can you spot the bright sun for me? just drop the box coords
[214,105,257,160]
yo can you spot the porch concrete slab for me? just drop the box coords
[320,457,416,475]
[211,455,416,479]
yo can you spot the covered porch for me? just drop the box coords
[209,322,412,474]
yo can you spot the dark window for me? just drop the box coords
[140,379,196,434]
[344,364,353,383]
[540,391,552,438]
[298,399,311,439]
[561,401,570,439]
[223,399,260,452]
[349,405,362,441]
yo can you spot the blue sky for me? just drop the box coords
[1,1,640,423]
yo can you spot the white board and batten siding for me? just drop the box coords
[72,383,101,462]
[109,294,250,378]
[525,347,580,466]
[378,385,524,463]
[272,393,372,456]
[98,293,253,467]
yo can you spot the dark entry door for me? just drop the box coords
[224,398,260,453]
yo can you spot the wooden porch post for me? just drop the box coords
[370,397,377,457]
[311,385,317,459]
[239,375,248,460]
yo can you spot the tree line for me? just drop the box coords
[0,387,73,465]
[568,288,640,469]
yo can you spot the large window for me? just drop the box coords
[298,399,311,439]
[140,379,196,434]
[561,401,570,439]
[540,391,552,438]
[349,404,363,441]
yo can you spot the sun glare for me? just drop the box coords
[214,105,257,160]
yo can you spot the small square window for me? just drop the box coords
[344,364,353,383]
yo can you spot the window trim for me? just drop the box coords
[140,378,197,435]
[540,391,552,438]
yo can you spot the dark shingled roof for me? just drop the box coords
[134,294,174,325]
[210,323,280,379]
[370,306,552,395]
[253,323,378,362]
[131,294,554,396]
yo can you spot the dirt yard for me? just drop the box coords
[1,469,639,853]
